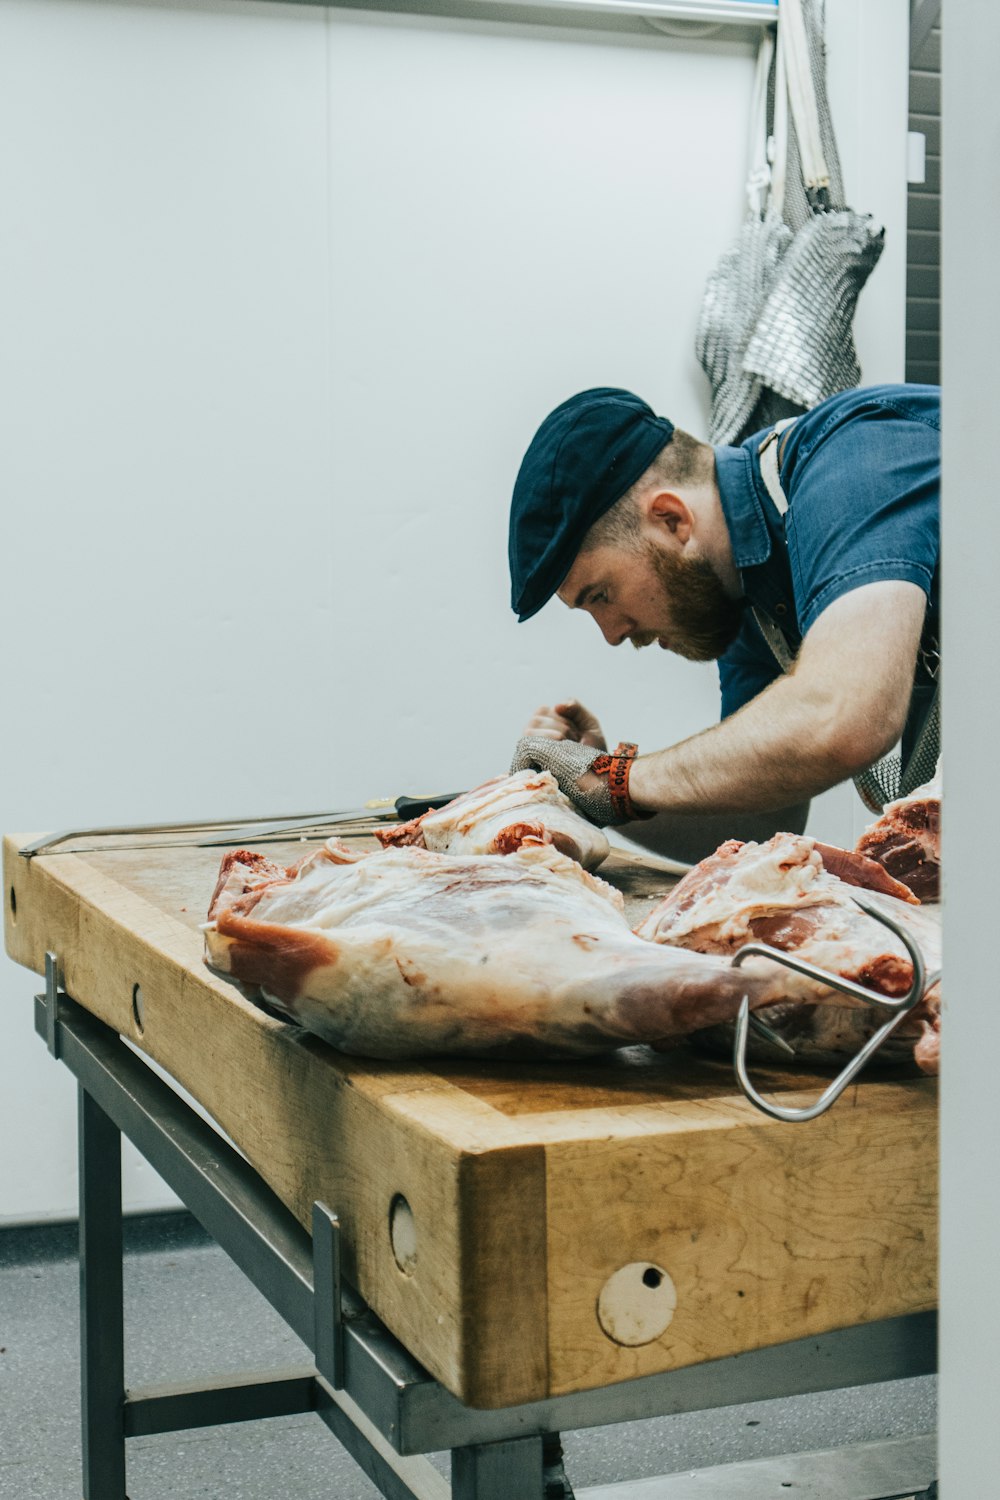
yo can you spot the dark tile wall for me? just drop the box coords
[907,24,941,385]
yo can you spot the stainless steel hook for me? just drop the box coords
[730,894,940,1123]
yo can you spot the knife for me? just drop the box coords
[19,793,462,858]
[193,793,462,848]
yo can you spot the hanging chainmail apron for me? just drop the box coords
[696,0,884,447]
[753,419,940,815]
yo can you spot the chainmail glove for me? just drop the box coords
[510,735,643,827]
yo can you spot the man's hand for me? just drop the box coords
[521,699,607,750]
[510,736,623,825]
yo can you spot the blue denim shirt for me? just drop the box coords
[715,384,941,731]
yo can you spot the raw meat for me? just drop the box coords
[635,832,941,1073]
[855,764,941,901]
[204,839,830,1061]
[374,769,610,871]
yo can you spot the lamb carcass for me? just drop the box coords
[855,763,941,901]
[204,838,838,1061]
[373,769,609,871]
[635,832,941,1074]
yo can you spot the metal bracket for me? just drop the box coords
[312,1201,345,1390]
[43,950,63,1059]
[731,896,940,1123]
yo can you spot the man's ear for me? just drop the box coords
[647,490,693,545]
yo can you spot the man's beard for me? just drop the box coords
[631,544,744,662]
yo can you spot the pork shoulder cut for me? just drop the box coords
[204,838,841,1061]
[373,769,610,871]
[634,832,941,1073]
[855,763,941,901]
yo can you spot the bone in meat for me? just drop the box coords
[855,763,941,901]
[634,832,941,1073]
[374,769,610,871]
[204,840,824,1061]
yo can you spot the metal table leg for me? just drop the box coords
[452,1436,544,1499]
[543,1433,575,1499]
[79,1084,128,1499]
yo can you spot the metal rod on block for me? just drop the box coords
[731,895,936,1122]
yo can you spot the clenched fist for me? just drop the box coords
[521,699,607,750]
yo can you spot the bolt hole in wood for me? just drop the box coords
[597,1262,677,1347]
[131,983,145,1036]
[389,1193,418,1275]
[8,886,15,923]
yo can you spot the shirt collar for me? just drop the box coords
[714,443,774,572]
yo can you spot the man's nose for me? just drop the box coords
[598,615,630,647]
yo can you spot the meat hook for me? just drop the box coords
[730,894,939,1123]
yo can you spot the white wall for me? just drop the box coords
[0,0,908,1222]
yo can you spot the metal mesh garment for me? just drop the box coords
[697,0,884,445]
[696,212,793,447]
[737,205,885,435]
[743,209,885,411]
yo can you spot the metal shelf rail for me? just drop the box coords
[267,0,778,39]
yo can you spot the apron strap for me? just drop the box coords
[752,416,799,669]
[757,415,799,516]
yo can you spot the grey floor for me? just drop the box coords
[0,1212,936,1500]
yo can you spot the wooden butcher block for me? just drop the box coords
[3,832,937,1410]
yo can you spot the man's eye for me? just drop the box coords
[591,591,608,606]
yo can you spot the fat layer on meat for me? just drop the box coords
[204,840,824,1061]
[374,770,610,871]
[635,832,941,1073]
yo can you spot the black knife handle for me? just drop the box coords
[394,792,462,820]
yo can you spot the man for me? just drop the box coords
[508,385,940,861]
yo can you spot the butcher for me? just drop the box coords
[508,385,940,863]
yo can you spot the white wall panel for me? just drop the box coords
[323,11,759,801]
[0,0,331,1221]
[0,0,907,1221]
[825,0,909,398]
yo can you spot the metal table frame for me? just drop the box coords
[38,966,937,1499]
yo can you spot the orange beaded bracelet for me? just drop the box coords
[591,742,644,823]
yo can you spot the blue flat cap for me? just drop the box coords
[508,387,675,621]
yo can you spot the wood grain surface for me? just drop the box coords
[3,832,937,1408]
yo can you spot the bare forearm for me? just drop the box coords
[629,674,864,816]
